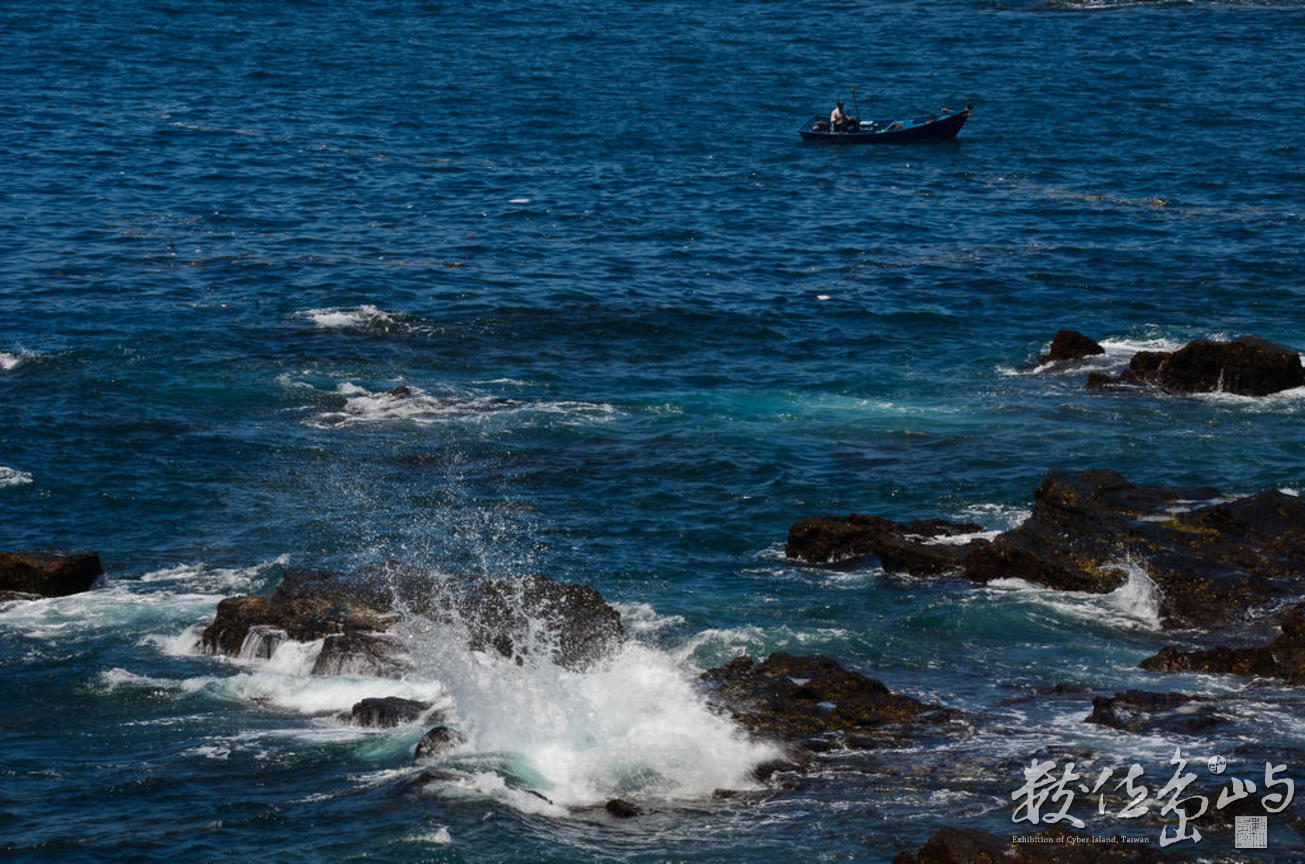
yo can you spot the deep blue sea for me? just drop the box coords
[3,0,1305,860]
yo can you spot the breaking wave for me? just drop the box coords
[0,466,34,488]
[300,381,618,429]
[300,305,397,330]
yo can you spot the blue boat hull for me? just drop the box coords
[799,107,971,143]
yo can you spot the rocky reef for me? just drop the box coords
[785,514,985,572]
[789,468,1305,630]
[1085,690,1222,735]
[700,652,960,752]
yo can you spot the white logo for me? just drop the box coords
[1207,755,1227,775]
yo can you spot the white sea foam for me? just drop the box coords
[411,827,453,844]
[437,770,571,817]
[145,622,207,657]
[305,382,618,429]
[612,602,686,635]
[214,668,450,717]
[986,558,1163,631]
[0,351,32,371]
[301,304,395,329]
[138,559,279,594]
[957,503,1032,531]
[1189,384,1305,412]
[0,466,33,487]
[102,654,452,720]
[0,584,221,641]
[670,624,851,667]
[916,528,1004,546]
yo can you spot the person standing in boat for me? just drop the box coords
[830,100,855,133]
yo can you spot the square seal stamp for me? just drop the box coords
[1234,815,1267,849]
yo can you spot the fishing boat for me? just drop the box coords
[799,105,971,143]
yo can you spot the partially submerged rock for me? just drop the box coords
[700,652,956,748]
[313,630,412,677]
[414,725,465,760]
[785,514,984,575]
[1140,601,1305,684]
[348,696,432,728]
[1038,329,1105,366]
[604,798,640,818]
[970,471,1305,628]
[0,550,102,598]
[789,469,1305,631]
[201,569,397,659]
[1085,690,1221,735]
[1086,336,1303,396]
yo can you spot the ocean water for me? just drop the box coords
[3,0,1304,860]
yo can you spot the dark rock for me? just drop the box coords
[786,514,986,575]
[700,652,956,746]
[1086,336,1304,396]
[0,550,102,598]
[960,470,1305,629]
[200,569,397,659]
[1085,690,1220,734]
[604,798,640,818]
[1140,601,1305,684]
[348,696,432,728]
[892,826,1007,863]
[791,470,1305,632]
[1038,329,1105,366]
[414,725,466,760]
[1138,643,1277,678]
[751,758,805,783]
[0,590,43,605]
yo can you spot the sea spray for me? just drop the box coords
[1100,558,1163,630]
[391,576,781,809]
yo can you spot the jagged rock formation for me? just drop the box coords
[788,469,1305,630]
[700,652,958,749]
